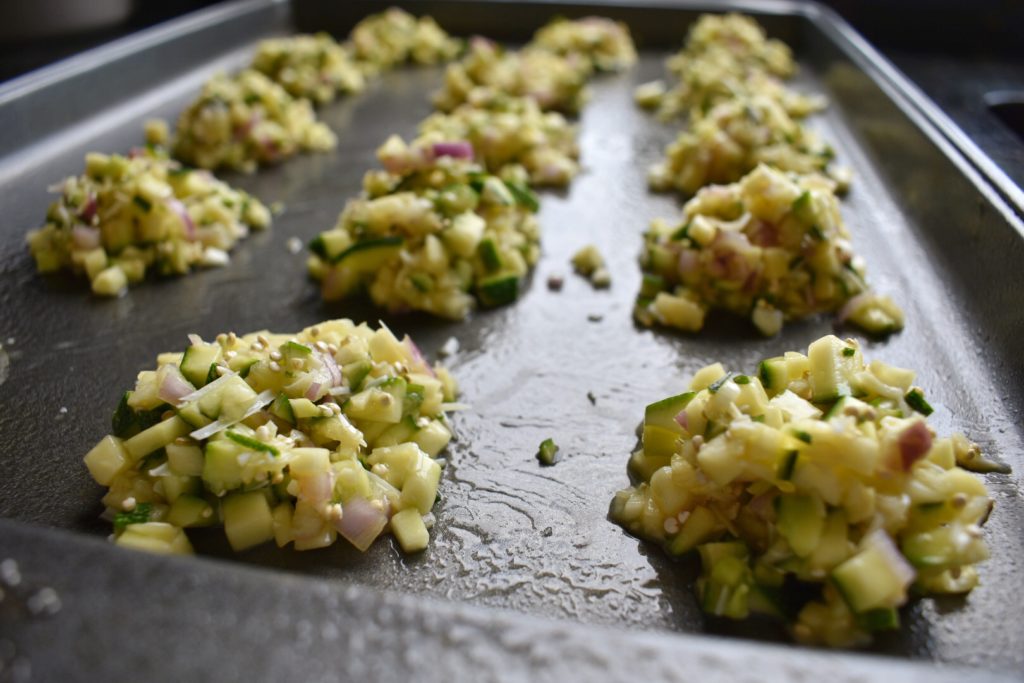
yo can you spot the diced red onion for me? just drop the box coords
[157,370,195,407]
[304,381,323,401]
[166,198,196,241]
[432,141,474,160]
[234,113,260,141]
[318,351,342,386]
[78,195,97,223]
[403,336,434,376]
[674,409,689,430]
[334,497,388,552]
[837,291,871,324]
[747,492,774,519]
[321,267,350,301]
[898,420,933,470]
[677,249,699,276]
[71,225,101,250]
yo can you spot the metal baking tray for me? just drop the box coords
[1,0,1022,679]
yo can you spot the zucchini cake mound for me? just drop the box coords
[84,320,458,556]
[611,335,1006,646]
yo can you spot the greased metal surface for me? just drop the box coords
[0,0,1022,676]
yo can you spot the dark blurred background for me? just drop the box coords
[0,0,1021,186]
[0,0,1021,83]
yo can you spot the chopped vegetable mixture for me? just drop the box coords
[173,69,336,172]
[611,335,1006,646]
[635,164,901,336]
[308,135,540,319]
[26,147,270,296]
[84,320,458,556]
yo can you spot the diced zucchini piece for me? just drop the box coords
[399,457,442,514]
[808,335,852,402]
[289,398,322,419]
[905,388,934,416]
[373,416,419,448]
[367,442,423,487]
[116,522,193,555]
[690,363,726,391]
[167,495,216,527]
[776,450,798,481]
[333,460,372,502]
[225,430,279,455]
[202,439,244,495]
[858,607,900,632]
[345,379,406,423]
[391,508,429,553]
[180,342,222,388]
[342,359,372,390]
[222,491,274,551]
[309,229,352,261]
[644,392,695,434]
[83,435,130,485]
[308,415,364,452]
[412,420,451,457]
[651,292,704,331]
[367,326,406,364]
[443,212,486,258]
[832,531,913,613]
[272,502,293,548]
[477,274,519,307]
[901,525,989,570]
[289,447,331,477]
[269,393,295,423]
[642,424,681,459]
[776,495,825,558]
[333,236,404,266]
[176,401,212,428]
[477,237,502,272]
[536,438,559,466]
[124,416,191,461]
[91,265,128,297]
[758,356,788,395]
[667,506,720,556]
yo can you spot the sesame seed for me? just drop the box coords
[257,335,270,347]
[122,497,137,511]
[216,334,227,345]
[228,332,237,343]
[269,351,282,361]
[327,344,338,355]
[224,350,237,360]
[663,518,680,534]
[251,342,264,352]
[272,473,284,484]
[314,341,328,353]
[269,362,281,373]
[310,327,320,337]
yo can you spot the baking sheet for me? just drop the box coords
[0,0,1022,676]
